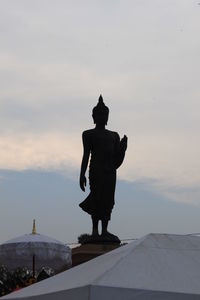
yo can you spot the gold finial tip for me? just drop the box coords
[32,219,36,234]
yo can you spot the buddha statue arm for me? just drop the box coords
[115,134,128,169]
[79,131,91,192]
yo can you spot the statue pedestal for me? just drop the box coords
[72,243,120,267]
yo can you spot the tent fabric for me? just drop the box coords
[4,286,200,300]
[0,233,71,272]
[3,233,200,299]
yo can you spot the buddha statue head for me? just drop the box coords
[92,95,109,125]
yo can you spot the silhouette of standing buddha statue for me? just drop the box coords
[79,95,128,243]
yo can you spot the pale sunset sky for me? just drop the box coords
[0,0,200,244]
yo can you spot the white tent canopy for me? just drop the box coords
[3,233,200,299]
[0,226,71,273]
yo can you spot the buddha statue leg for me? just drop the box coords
[101,219,109,236]
[102,219,119,240]
[92,217,99,236]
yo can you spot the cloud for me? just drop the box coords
[0,0,199,207]
[0,130,199,208]
[0,133,81,170]
[1,169,200,245]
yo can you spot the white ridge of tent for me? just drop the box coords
[0,220,71,273]
[2,233,200,299]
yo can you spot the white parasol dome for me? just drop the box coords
[0,220,71,273]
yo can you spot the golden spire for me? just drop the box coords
[32,219,36,234]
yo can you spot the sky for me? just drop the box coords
[0,0,200,244]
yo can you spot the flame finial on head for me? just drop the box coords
[98,94,103,104]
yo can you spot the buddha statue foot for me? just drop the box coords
[101,231,121,243]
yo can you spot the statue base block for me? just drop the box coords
[72,242,120,267]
